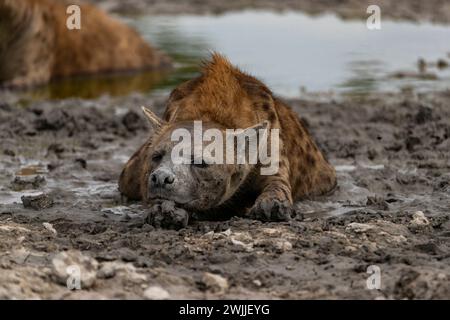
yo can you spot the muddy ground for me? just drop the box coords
[0,87,449,299]
[91,0,450,24]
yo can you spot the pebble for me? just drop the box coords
[345,222,375,233]
[261,228,282,237]
[411,211,430,226]
[274,240,293,253]
[408,211,432,233]
[97,261,147,282]
[202,272,229,293]
[253,280,262,287]
[22,194,53,210]
[230,238,253,252]
[43,222,57,235]
[143,286,170,300]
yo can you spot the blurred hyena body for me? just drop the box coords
[0,0,171,87]
[119,54,336,222]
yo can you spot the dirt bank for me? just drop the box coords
[0,88,449,299]
[91,0,450,24]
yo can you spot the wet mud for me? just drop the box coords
[0,89,449,299]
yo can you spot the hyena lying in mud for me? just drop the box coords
[119,54,336,229]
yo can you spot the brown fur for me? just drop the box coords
[119,53,336,220]
[0,0,171,87]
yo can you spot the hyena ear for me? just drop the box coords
[234,121,270,139]
[141,106,164,129]
[250,120,270,132]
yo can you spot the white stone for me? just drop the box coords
[274,240,293,252]
[43,222,57,235]
[345,222,375,233]
[411,211,430,226]
[221,229,232,237]
[230,237,253,252]
[144,286,170,300]
[202,272,229,293]
[253,279,262,287]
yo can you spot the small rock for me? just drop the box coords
[253,279,262,287]
[221,229,232,237]
[408,211,432,233]
[97,261,146,282]
[202,272,229,293]
[43,222,57,235]
[0,224,31,233]
[411,211,429,225]
[51,250,98,289]
[230,237,253,252]
[117,248,138,262]
[274,240,293,253]
[261,228,282,237]
[97,262,117,279]
[10,248,31,265]
[21,193,53,210]
[144,286,170,300]
[203,231,214,238]
[345,222,375,233]
[344,245,358,253]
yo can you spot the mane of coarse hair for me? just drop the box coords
[197,52,272,98]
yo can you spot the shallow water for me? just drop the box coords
[29,10,450,99]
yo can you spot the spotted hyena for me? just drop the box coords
[0,0,171,87]
[119,53,336,228]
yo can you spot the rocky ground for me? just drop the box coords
[0,88,449,299]
[90,0,450,24]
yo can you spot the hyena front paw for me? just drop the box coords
[248,197,293,222]
[146,200,189,230]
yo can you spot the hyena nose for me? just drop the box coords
[150,170,175,188]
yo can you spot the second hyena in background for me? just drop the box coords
[0,0,171,87]
[119,54,336,228]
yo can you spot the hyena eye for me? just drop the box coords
[151,152,164,163]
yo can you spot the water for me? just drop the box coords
[30,10,450,99]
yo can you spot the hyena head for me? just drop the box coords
[140,107,269,211]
